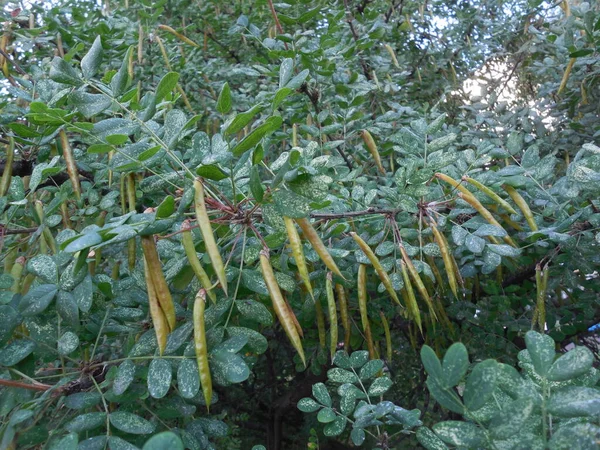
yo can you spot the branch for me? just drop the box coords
[342,0,372,80]
[310,207,400,220]
[0,378,51,392]
[0,225,38,235]
[0,47,26,75]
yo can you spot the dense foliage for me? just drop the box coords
[0,0,599,448]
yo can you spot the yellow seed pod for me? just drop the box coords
[399,246,436,320]
[194,179,228,295]
[326,272,338,360]
[181,220,217,303]
[457,193,517,247]
[384,44,400,68]
[141,236,176,331]
[350,232,400,305]
[193,289,212,411]
[379,311,392,362]
[335,283,351,351]
[360,130,385,174]
[430,222,459,299]
[502,185,538,232]
[260,250,306,366]
[158,24,200,47]
[358,264,376,359]
[400,260,422,332]
[144,261,169,355]
[462,176,517,215]
[295,218,344,279]
[284,217,313,298]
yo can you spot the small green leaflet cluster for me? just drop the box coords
[417,331,600,450]
[298,350,422,446]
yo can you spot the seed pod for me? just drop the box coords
[360,130,385,174]
[462,176,517,215]
[534,264,549,331]
[295,218,343,279]
[141,236,176,331]
[0,137,14,197]
[34,200,57,255]
[430,222,459,298]
[325,273,338,360]
[315,299,326,351]
[379,311,392,363]
[400,261,422,332]
[284,296,303,338]
[181,220,217,303]
[193,289,212,411]
[194,179,228,295]
[435,173,472,196]
[399,246,436,320]
[10,256,25,294]
[358,264,376,359]
[502,185,538,232]
[457,193,517,247]
[158,24,200,48]
[425,254,446,294]
[260,250,306,366]
[126,174,137,270]
[335,283,351,351]
[144,261,169,355]
[59,130,81,201]
[350,232,400,305]
[384,44,400,68]
[284,217,313,299]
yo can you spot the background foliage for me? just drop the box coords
[0,0,599,448]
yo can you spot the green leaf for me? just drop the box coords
[69,92,112,118]
[177,358,200,399]
[109,411,156,435]
[156,72,180,102]
[111,47,132,97]
[368,376,393,396]
[164,109,188,149]
[49,57,82,86]
[416,427,449,450]
[58,331,79,355]
[442,343,469,388]
[350,351,370,369]
[548,386,600,417]
[236,299,273,325]
[524,330,555,377]
[19,284,58,316]
[279,58,294,88]
[463,359,498,411]
[548,423,600,450]
[323,416,347,436]
[48,433,78,450]
[224,104,265,136]
[465,234,486,253]
[546,346,594,382]
[63,232,103,253]
[216,82,232,114]
[298,397,321,413]
[432,421,486,447]
[231,116,283,157]
[148,358,172,399]
[489,397,535,439]
[421,345,443,380]
[273,189,311,218]
[317,407,336,423]
[113,360,136,395]
[211,349,250,384]
[0,306,19,344]
[65,412,106,433]
[143,432,183,450]
[196,164,229,181]
[359,360,384,380]
[0,339,35,366]
[351,428,366,446]
[227,327,268,354]
[286,69,309,89]
[249,165,264,202]
[487,244,521,257]
[156,195,175,218]
[64,392,102,410]
[426,377,464,414]
[107,436,139,450]
[328,368,359,383]
[27,255,58,284]
[312,383,332,407]
[272,87,293,110]
[81,36,103,78]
